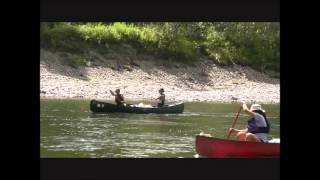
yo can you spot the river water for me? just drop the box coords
[40,99,280,158]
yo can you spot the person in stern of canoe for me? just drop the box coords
[228,103,270,143]
[110,89,125,106]
[155,88,165,107]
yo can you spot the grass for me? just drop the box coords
[40,22,280,74]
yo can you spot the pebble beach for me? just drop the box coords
[40,49,280,104]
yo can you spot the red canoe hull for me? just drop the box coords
[195,135,280,158]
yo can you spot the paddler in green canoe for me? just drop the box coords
[110,89,125,106]
[228,102,271,143]
[155,88,165,107]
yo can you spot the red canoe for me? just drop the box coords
[195,135,280,158]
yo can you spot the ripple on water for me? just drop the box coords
[126,120,181,126]
[80,118,92,122]
[178,112,249,118]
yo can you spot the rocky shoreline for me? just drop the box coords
[40,49,280,104]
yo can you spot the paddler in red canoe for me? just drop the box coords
[228,102,271,143]
[110,89,125,106]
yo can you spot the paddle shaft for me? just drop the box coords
[227,106,242,139]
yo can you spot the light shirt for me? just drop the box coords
[253,113,268,142]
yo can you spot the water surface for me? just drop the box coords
[40,99,280,158]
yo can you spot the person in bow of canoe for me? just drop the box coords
[110,89,125,106]
[155,88,165,107]
[228,103,270,143]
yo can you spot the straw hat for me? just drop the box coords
[250,104,265,112]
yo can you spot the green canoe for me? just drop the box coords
[90,100,184,114]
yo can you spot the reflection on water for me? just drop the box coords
[40,99,280,158]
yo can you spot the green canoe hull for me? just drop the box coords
[90,100,184,114]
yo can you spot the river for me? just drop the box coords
[40,99,280,158]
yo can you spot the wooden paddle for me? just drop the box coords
[227,106,242,139]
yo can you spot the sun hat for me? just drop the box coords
[250,104,265,112]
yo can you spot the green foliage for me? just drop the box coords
[40,23,86,53]
[220,22,280,71]
[203,27,235,64]
[152,23,200,60]
[40,22,280,73]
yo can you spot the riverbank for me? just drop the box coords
[40,49,280,104]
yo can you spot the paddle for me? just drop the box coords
[109,90,115,96]
[227,106,242,139]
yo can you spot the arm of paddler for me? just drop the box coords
[229,128,248,134]
[242,103,255,118]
